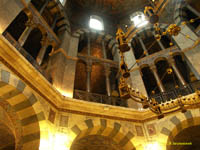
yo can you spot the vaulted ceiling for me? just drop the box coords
[70,0,150,17]
[67,0,151,33]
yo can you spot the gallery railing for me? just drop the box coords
[74,89,128,107]
[3,32,49,80]
[150,80,200,103]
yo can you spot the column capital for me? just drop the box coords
[104,66,111,76]
[40,35,49,46]
[86,64,92,72]
[149,64,157,71]
[167,57,175,65]
[25,19,36,28]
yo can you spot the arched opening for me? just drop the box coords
[182,5,200,31]
[89,15,104,31]
[155,59,179,92]
[173,54,197,83]
[41,45,53,67]
[160,35,173,49]
[90,42,106,94]
[0,70,43,150]
[105,43,114,60]
[23,28,43,59]
[0,123,15,150]
[139,31,162,55]
[70,135,123,150]
[74,60,87,92]
[141,66,160,96]
[4,10,28,41]
[167,125,200,150]
[76,33,107,95]
[131,38,145,60]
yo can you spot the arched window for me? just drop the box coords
[59,0,66,6]
[89,15,104,31]
[130,12,148,28]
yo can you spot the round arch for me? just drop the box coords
[73,28,117,51]
[159,109,200,150]
[69,118,136,150]
[154,56,168,64]
[140,64,151,70]
[0,67,45,150]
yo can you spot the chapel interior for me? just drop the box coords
[0,0,200,150]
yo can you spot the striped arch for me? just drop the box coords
[174,0,187,25]
[0,67,45,150]
[159,108,200,150]
[70,118,136,150]
[172,0,199,51]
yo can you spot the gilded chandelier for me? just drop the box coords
[116,5,200,119]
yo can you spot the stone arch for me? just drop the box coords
[159,109,200,149]
[0,67,46,150]
[0,101,22,150]
[132,24,169,39]
[154,56,168,64]
[173,0,199,50]
[70,118,136,150]
[140,64,150,70]
[171,51,184,58]
[174,0,188,25]
[73,28,117,52]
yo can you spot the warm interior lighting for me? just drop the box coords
[130,13,149,27]
[144,142,162,150]
[54,86,73,98]
[54,133,71,150]
[89,16,104,31]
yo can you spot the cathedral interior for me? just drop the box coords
[0,0,200,150]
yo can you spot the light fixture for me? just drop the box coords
[89,16,104,31]
[130,12,149,28]
[116,3,200,119]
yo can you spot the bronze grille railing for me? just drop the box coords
[150,81,200,103]
[74,89,128,107]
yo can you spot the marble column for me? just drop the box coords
[138,36,149,56]
[39,0,50,14]
[102,39,112,96]
[51,14,59,29]
[150,65,165,93]
[86,64,92,93]
[172,24,200,80]
[36,35,49,65]
[87,33,91,56]
[18,19,34,47]
[86,33,91,93]
[105,68,111,96]
[153,32,165,50]
[168,58,187,86]
[102,39,107,58]
[186,5,200,17]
